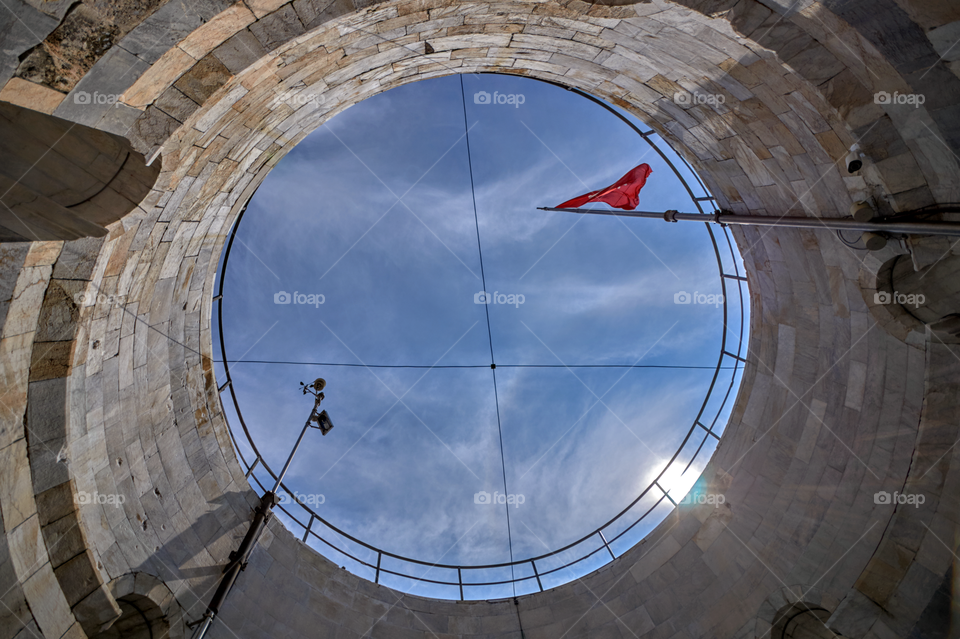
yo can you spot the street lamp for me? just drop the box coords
[190,378,334,639]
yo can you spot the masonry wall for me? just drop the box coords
[0,1,958,638]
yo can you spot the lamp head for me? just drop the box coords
[300,378,327,396]
[314,410,334,435]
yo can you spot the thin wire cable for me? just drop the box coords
[459,74,519,598]
[213,360,734,369]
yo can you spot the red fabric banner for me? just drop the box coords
[556,164,653,211]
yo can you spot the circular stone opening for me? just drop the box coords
[213,74,748,600]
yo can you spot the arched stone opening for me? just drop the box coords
[774,605,840,639]
[91,572,186,639]
[0,1,959,639]
[0,102,160,241]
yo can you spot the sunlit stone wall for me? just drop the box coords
[1,0,958,638]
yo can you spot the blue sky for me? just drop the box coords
[214,73,747,599]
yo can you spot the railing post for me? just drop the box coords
[531,560,543,592]
[244,457,260,478]
[655,481,677,506]
[302,515,314,542]
[599,531,615,560]
[723,350,747,363]
[458,568,464,601]
[375,552,381,584]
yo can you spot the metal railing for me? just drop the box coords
[211,80,749,600]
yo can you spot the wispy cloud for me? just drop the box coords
[219,74,743,587]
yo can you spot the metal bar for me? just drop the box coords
[723,273,747,282]
[271,398,320,494]
[694,196,714,201]
[599,531,615,560]
[244,457,260,479]
[213,294,222,301]
[376,553,382,584]
[532,561,543,592]
[696,421,720,440]
[303,515,314,542]
[538,207,960,237]
[724,350,747,363]
[655,482,677,506]
[458,568,464,601]
[191,492,278,639]
[218,380,231,392]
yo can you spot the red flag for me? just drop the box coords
[556,164,653,211]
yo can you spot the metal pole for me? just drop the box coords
[272,395,322,493]
[537,207,960,237]
[191,392,324,639]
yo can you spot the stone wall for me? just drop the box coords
[0,0,959,638]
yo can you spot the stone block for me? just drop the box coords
[53,549,101,607]
[0,78,65,114]
[174,54,234,105]
[182,4,259,60]
[53,46,152,127]
[21,563,75,639]
[0,0,59,87]
[119,0,218,65]
[2,265,51,339]
[72,582,122,636]
[250,4,307,52]
[29,341,74,382]
[213,30,269,75]
[8,514,44,583]
[35,482,77,527]
[41,513,87,569]
[873,151,928,194]
[123,47,198,109]
[134,106,183,151]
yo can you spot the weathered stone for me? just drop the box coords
[0,78,65,114]
[0,439,34,531]
[133,106,182,151]
[72,583,122,636]
[250,4,307,52]
[122,47,197,109]
[21,564,74,639]
[174,54,234,105]
[212,30,269,75]
[52,550,99,606]
[53,46,152,127]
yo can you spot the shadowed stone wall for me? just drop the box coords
[1,1,958,638]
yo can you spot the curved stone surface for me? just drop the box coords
[1,1,959,638]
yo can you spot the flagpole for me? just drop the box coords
[537,207,960,237]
